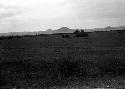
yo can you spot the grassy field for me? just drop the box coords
[1,30,125,89]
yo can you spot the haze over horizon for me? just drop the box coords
[0,0,125,33]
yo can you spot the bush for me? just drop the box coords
[0,36,5,40]
[73,30,88,37]
[75,32,88,37]
[73,29,81,34]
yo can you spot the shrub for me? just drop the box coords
[75,32,88,37]
[73,29,81,34]
[73,29,88,37]
[0,36,5,40]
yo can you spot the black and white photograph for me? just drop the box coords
[0,0,125,89]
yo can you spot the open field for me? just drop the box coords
[1,30,125,89]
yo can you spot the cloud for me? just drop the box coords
[67,0,125,19]
[0,4,23,20]
[0,0,125,33]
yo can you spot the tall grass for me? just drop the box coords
[1,56,125,88]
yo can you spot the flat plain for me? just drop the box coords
[1,30,125,89]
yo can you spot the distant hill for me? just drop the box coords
[54,27,75,33]
[90,26,125,32]
[0,27,75,36]
[0,26,125,36]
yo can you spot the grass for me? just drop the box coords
[1,56,125,88]
[1,30,125,88]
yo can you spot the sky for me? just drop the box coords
[0,0,125,33]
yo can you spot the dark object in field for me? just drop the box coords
[73,29,88,37]
[116,29,125,33]
[61,34,70,38]
[73,29,81,34]
[75,32,88,37]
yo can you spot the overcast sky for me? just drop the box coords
[0,0,125,33]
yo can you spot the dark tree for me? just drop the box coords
[73,29,80,34]
[80,30,85,34]
[74,29,88,37]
